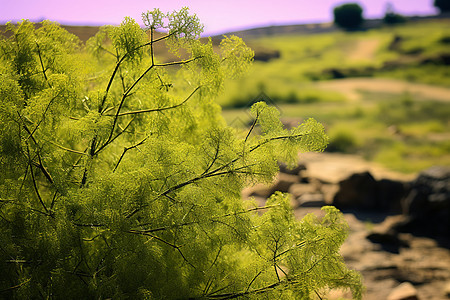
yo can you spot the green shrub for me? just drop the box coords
[0,9,363,299]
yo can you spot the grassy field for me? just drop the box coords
[219,19,450,173]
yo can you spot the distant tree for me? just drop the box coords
[333,3,364,30]
[434,0,450,13]
[383,3,406,25]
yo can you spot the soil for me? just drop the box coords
[348,39,381,62]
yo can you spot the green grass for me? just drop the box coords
[219,19,450,173]
[221,91,450,173]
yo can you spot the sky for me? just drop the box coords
[0,0,439,35]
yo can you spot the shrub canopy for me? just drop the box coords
[0,8,362,299]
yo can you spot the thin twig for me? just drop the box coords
[113,136,148,172]
[107,85,201,117]
[47,140,88,155]
[127,230,195,268]
[0,279,31,293]
[27,146,49,215]
[35,41,50,87]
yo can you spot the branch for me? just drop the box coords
[202,138,220,176]
[245,270,263,293]
[244,110,260,144]
[0,279,31,293]
[132,205,279,233]
[19,114,54,184]
[24,94,58,142]
[27,146,49,215]
[113,136,148,172]
[100,29,178,111]
[100,41,152,111]
[107,85,201,117]
[94,116,136,155]
[126,230,195,268]
[47,140,88,155]
[202,277,294,299]
[35,41,50,87]
[153,56,201,68]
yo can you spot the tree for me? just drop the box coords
[0,8,363,299]
[383,2,406,25]
[434,0,450,13]
[333,3,364,30]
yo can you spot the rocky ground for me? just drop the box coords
[243,153,450,300]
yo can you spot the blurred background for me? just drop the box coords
[3,0,447,173]
[2,1,450,299]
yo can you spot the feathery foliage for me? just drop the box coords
[0,8,362,299]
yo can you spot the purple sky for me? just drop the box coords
[1,0,438,35]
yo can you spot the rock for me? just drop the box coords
[387,282,419,300]
[444,281,450,298]
[288,183,317,199]
[320,183,339,204]
[332,171,408,212]
[366,230,409,253]
[400,166,450,237]
[378,179,409,213]
[298,193,326,207]
[333,171,379,210]
[269,173,300,194]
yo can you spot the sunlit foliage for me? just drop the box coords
[0,8,362,299]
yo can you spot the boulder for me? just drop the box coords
[400,166,450,237]
[387,282,419,300]
[378,179,409,213]
[332,171,379,210]
[332,171,408,212]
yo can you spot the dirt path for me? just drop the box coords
[348,39,381,62]
[297,152,417,183]
[315,78,450,102]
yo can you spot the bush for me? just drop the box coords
[333,3,364,30]
[0,10,363,299]
[383,13,406,25]
[434,0,450,13]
